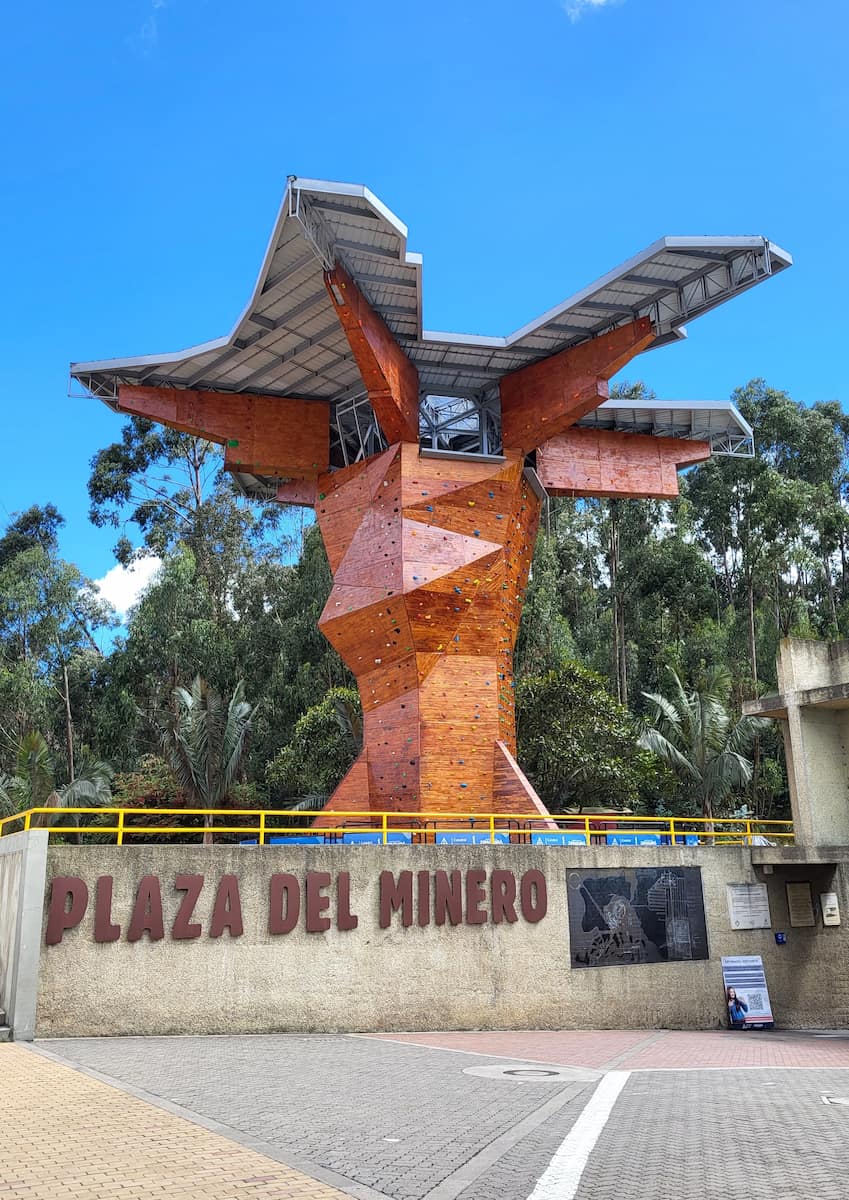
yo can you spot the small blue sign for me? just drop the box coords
[434,831,510,845]
[531,832,588,846]
[342,832,412,844]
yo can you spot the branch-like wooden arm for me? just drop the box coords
[536,428,711,499]
[116,385,329,478]
[324,263,420,444]
[500,317,656,453]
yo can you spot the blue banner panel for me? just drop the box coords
[434,831,511,845]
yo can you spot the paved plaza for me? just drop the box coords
[3,1029,849,1199]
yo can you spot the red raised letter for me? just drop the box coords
[127,876,165,943]
[490,870,518,924]
[336,872,358,931]
[94,876,120,943]
[172,874,204,940]
[434,870,463,926]
[305,871,332,933]
[379,870,413,928]
[269,873,300,934]
[465,870,488,925]
[519,870,547,923]
[417,871,431,928]
[45,876,89,945]
[210,874,243,938]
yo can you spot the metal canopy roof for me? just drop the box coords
[71,176,792,407]
[577,400,754,456]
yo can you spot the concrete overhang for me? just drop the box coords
[743,680,849,721]
[751,846,849,866]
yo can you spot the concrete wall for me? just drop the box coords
[34,843,849,1037]
[0,831,48,1039]
[777,637,849,691]
[788,706,849,846]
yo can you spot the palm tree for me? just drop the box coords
[638,667,768,823]
[160,677,253,844]
[0,731,113,833]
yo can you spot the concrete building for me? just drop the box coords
[744,638,849,847]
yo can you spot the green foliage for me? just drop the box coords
[112,754,182,808]
[0,731,113,820]
[639,667,769,820]
[265,687,361,800]
[516,663,661,811]
[9,377,849,826]
[160,677,253,812]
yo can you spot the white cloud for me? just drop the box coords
[94,557,162,621]
[130,0,169,57]
[563,0,624,21]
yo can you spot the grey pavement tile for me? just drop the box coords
[39,1035,579,1199]
[575,1069,849,1200]
[39,1037,849,1200]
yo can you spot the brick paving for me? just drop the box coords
[370,1027,849,1070]
[20,1031,849,1199]
[37,1034,593,1200]
[575,1068,849,1200]
[0,1043,348,1200]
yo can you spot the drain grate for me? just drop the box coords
[462,1062,600,1084]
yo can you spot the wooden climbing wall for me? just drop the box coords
[315,444,542,819]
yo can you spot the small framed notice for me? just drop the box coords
[820,892,841,926]
[726,883,771,929]
[786,881,816,927]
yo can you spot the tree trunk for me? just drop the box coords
[823,552,838,629]
[62,662,75,785]
[203,811,213,846]
[747,578,758,683]
[608,503,627,704]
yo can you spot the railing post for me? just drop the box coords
[584,815,590,846]
[382,813,388,845]
[117,809,125,846]
[489,815,495,844]
[745,818,752,846]
[669,816,675,846]
[259,811,266,847]
[23,810,31,832]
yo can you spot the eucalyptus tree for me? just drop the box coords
[0,507,114,776]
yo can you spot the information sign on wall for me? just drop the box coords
[726,883,771,929]
[566,866,709,969]
[721,955,774,1028]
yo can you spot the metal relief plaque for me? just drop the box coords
[567,866,709,969]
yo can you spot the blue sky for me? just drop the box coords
[1,0,846,612]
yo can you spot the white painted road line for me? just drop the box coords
[526,1070,631,1200]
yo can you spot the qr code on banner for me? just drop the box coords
[747,992,765,1011]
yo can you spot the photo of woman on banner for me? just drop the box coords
[726,986,749,1027]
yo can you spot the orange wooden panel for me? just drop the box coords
[493,742,557,824]
[117,384,329,477]
[312,754,372,826]
[275,478,317,506]
[537,428,711,498]
[499,318,655,453]
[399,449,523,509]
[325,265,419,444]
[315,441,548,820]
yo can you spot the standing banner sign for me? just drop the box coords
[721,955,774,1028]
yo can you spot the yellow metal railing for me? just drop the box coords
[0,806,794,846]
